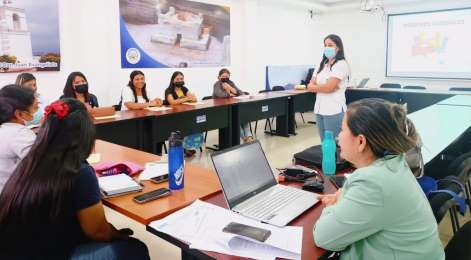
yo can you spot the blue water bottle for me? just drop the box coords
[168,131,184,190]
[322,131,336,175]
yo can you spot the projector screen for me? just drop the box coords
[386,8,471,80]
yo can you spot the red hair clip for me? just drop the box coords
[44,100,70,120]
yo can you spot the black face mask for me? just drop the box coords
[220,78,229,83]
[75,84,88,94]
[174,81,185,88]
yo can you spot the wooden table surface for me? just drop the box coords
[93,140,222,225]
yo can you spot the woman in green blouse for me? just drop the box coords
[314,98,444,260]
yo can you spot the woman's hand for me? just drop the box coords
[318,188,342,207]
[153,98,163,106]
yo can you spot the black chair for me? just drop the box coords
[380,83,401,89]
[449,87,471,91]
[428,190,461,233]
[445,220,471,260]
[446,151,471,211]
[403,85,426,90]
[202,96,217,151]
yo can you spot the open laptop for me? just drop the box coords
[211,141,318,227]
[356,78,369,88]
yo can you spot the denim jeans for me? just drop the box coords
[240,123,252,138]
[70,238,149,260]
[316,112,344,141]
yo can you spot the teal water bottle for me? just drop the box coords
[322,131,336,175]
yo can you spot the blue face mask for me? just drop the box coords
[324,47,336,59]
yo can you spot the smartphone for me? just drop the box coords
[150,174,169,184]
[222,222,271,242]
[133,188,171,204]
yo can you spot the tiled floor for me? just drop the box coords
[104,112,467,259]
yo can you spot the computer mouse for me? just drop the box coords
[302,180,324,192]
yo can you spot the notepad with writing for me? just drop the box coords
[98,174,142,197]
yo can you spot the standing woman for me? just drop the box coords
[62,71,99,110]
[0,98,149,259]
[308,34,350,141]
[121,70,163,110]
[15,72,45,126]
[164,71,204,157]
[0,85,37,192]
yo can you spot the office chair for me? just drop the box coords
[445,220,471,260]
[428,190,461,233]
[403,85,426,90]
[380,83,401,89]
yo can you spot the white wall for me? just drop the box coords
[0,0,318,106]
[315,0,471,90]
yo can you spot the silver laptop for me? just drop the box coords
[211,141,318,227]
[356,78,369,88]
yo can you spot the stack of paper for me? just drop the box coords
[182,101,205,106]
[146,106,173,112]
[149,200,302,259]
[233,95,250,100]
[139,162,169,181]
[98,174,142,197]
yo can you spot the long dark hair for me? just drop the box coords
[167,71,184,90]
[128,70,149,102]
[63,71,90,102]
[0,98,96,227]
[0,84,35,124]
[317,34,346,74]
[346,98,417,158]
[15,73,36,86]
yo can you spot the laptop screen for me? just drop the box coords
[211,141,277,208]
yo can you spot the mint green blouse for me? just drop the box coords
[314,155,445,260]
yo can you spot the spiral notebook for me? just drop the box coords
[98,174,142,197]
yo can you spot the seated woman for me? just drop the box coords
[15,73,45,126]
[213,68,253,143]
[164,71,204,157]
[62,71,99,109]
[121,70,163,110]
[0,98,149,259]
[0,85,37,192]
[313,98,444,260]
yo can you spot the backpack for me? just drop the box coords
[293,145,350,171]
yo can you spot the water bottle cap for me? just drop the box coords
[324,131,334,140]
[169,131,183,146]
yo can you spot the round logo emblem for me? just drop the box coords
[126,48,141,64]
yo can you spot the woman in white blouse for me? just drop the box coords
[0,85,37,191]
[121,70,163,110]
[308,34,350,141]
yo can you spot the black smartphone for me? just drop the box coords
[133,188,171,204]
[222,222,271,242]
[150,174,169,184]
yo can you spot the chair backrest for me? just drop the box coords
[202,96,213,100]
[380,83,401,89]
[272,86,285,91]
[428,192,456,224]
[449,87,471,92]
[259,89,271,94]
[403,85,426,90]
[445,220,471,260]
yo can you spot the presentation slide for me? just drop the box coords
[386,8,471,79]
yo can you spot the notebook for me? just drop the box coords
[98,174,142,197]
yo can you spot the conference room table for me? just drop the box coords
[92,139,222,224]
[146,174,336,260]
[345,87,471,113]
[94,91,309,151]
[91,139,335,259]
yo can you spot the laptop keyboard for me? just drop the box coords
[241,187,305,220]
